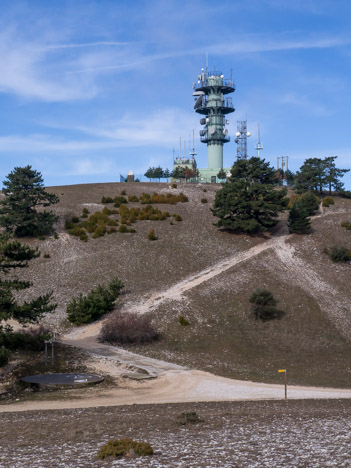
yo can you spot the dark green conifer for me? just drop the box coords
[288,203,311,234]
[0,166,59,237]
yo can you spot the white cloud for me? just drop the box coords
[280,93,330,116]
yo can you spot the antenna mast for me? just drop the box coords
[255,123,263,158]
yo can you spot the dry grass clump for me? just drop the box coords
[99,311,159,344]
[113,195,128,207]
[98,438,154,460]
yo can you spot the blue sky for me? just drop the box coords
[1,0,351,187]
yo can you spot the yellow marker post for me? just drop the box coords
[278,369,287,400]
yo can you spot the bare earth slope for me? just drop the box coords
[11,182,351,389]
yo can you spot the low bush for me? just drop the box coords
[68,225,88,242]
[179,315,189,326]
[201,198,208,203]
[128,195,139,202]
[0,326,52,352]
[120,190,127,195]
[203,188,207,192]
[322,196,335,207]
[43,253,50,258]
[113,196,128,207]
[54,232,59,239]
[140,192,188,204]
[66,277,124,325]
[81,207,90,218]
[118,225,136,233]
[98,438,153,460]
[0,348,9,367]
[341,221,351,230]
[249,289,284,321]
[326,246,351,263]
[176,412,204,426]
[171,183,177,188]
[64,219,74,230]
[173,214,182,222]
[101,196,114,204]
[99,311,159,344]
[71,216,80,224]
[147,229,157,241]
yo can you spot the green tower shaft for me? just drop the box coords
[193,68,235,170]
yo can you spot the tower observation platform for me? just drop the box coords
[193,67,235,170]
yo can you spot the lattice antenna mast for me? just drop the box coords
[235,120,251,160]
[255,123,263,158]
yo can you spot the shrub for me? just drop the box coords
[101,196,113,204]
[66,277,124,325]
[64,219,74,230]
[203,188,207,192]
[107,227,117,234]
[93,225,107,238]
[118,225,136,233]
[0,348,9,367]
[102,206,112,216]
[98,438,153,460]
[99,311,159,344]
[322,196,335,207]
[147,229,157,240]
[201,198,208,203]
[179,315,190,326]
[249,289,284,321]
[71,216,80,224]
[341,221,351,230]
[68,225,88,241]
[113,196,128,207]
[0,326,52,351]
[288,194,300,209]
[43,253,50,258]
[81,207,90,218]
[327,246,351,263]
[171,183,177,188]
[176,412,204,426]
[128,195,139,202]
[120,190,127,195]
[53,232,59,239]
[173,214,182,222]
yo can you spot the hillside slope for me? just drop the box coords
[7,182,351,387]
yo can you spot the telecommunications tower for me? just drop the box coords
[235,120,251,160]
[193,65,235,170]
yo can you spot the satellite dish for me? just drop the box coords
[199,130,207,136]
[235,131,241,137]
[200,118,206,125]
[234,138,239,144]
[246,132,251,137]
[193,91,205,96]
[209,126,216,135]
[226,120,230,125]
[223,129,228,135]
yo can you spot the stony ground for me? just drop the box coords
[1,400,350,467]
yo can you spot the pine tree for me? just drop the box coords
[212,157,289,234]
[288,202,311,234]
[0,166,59,237]
[217,168,227,181]
[0,234,56,328]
